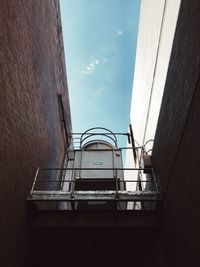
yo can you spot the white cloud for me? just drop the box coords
[81,57,108,74]
[81,58,98,74]
[117,29,123,36]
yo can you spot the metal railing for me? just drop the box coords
[28,167,160,210]
[27,126,158,210]
[71,127,130,149]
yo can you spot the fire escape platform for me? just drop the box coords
[27,128,161,230]
[28,190,160,201]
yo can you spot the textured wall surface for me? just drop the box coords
[0,1,71,266]
[152,0,200,266]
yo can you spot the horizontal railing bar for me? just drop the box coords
[37,167,151,171]
[34,179,159,182]
[30,190,160,195]
[28,198,159,202]
[28,190,160,201]
[67,147,144,151]
[71,133,129,135]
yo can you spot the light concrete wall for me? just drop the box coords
[129,0,181,151]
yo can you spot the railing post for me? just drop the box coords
[115,176,119,197]
[30,167,40,195]
[151,167,159,193]
[70,180,75,210]
[115,173,119,210]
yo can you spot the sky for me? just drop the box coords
[60,0,141,146]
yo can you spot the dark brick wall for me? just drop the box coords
[152,0,200,266]
[0,1,71,266]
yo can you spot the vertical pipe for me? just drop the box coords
[129,124,137,166]
[58,94,70,147]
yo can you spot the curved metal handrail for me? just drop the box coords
[80,127,118,148]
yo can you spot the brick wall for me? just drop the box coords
[152,0,200,266]
[0,1,71,266]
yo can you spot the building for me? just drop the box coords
[125,0,181,187]
[128,0,181,151]
[1,0,200,266]
[152,0,200,265]
[127,0,200,266]
[0,1,72,266]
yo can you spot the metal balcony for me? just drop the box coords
[27,126,160,211]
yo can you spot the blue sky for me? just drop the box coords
[60,0,141,142]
